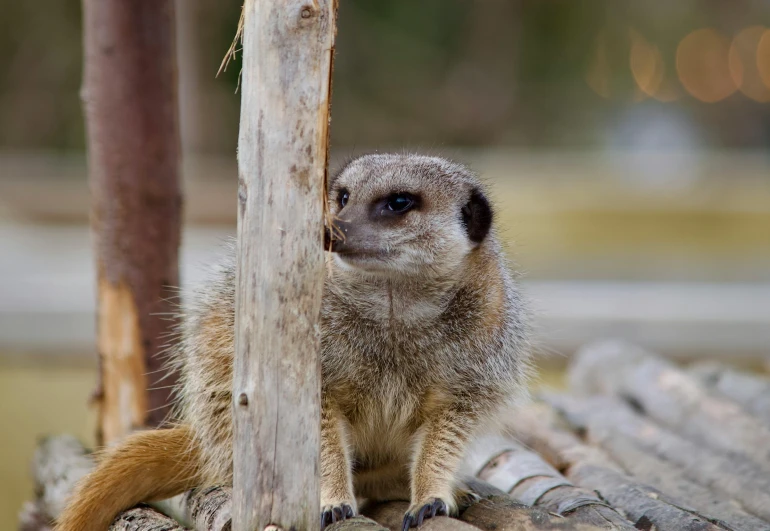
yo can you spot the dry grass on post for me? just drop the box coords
[231,1,337,531]
[81,0,182,444]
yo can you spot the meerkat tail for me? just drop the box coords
[55,425,201,531]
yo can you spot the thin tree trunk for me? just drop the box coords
[232,1,337,530]
[82,0,182,444]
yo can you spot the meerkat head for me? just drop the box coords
[326,153,494,277]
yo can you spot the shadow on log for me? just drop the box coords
[463,436,633,529]
[21,435,199,530]
[327,516,389,531]
[363,501,480,531]
[689,361,770,426]
[569,340,770,467]
[507,403,735,531]
[546,394,770,528]
[109,506,186,531]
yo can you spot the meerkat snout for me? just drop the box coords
[327,154,494,276]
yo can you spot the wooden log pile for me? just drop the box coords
[20,339,770,530]
[509,340,770,531]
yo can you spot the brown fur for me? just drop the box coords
[56,154,530,530]
[56,426,200,531]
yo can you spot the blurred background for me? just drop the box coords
[1,0,769,527]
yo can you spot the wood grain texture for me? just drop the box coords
[81,0,182,443]
[548,394,770,528]
[108,506,186,531]
[507,403,731,531]
[24,436,191,531]
[31,435,94,520]
[460,497,604,531]
[569,340,770,467]
[363,501,481,531]
[465,436,634,529]
[232,1,337,530]
[180,486,233,531]
[689,362,770,425]
[18,501,54,531]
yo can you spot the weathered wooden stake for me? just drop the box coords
[233,1,337,531]
[82,0,182,444]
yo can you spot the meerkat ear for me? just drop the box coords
[461,189,493,244]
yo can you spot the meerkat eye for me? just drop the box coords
[338,189,350,208]
[385,193,416,213]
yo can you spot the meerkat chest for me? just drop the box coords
[321,316,460,462]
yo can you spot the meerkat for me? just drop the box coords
[56,153,530,531]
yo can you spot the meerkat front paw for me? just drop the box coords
[321,502,356,530]
[401,498,451,531]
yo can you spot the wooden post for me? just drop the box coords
[81,0,182,444]
[232,1,337,531]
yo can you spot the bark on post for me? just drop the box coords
[82,0,182,444]
[232,1,337,531]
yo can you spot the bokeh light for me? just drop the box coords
[676,28,737,102]
[759,29,770,90]
[629,30,663,97]
[586,31,611,98]
[728,26,770,103]
[629,29,679,102]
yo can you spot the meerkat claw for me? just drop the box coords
[321,503,355,530]
[401,498,448,530]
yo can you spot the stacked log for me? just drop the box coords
[20,339,770,530]
[508,339,770,531]
[22,434,613,530]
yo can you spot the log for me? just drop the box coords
[18,501,54,531]
[569,340,770,467]
[463,436,634,529]
[23,435,241,530]
[363,502,480,531]
[689,362,770,426]
[546,394,770,526]
[31,435,93,520]
[459,497,604,531]
[177,487,232,531]
[326,516,389,531]
[507,403,732,531]
[82,0,182,444]
[231,0,337,530]
[109,506,186,531]
[363,498,605,531]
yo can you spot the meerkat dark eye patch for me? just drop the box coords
[338,189,350,208]
[376,192,420,217]
[386,193,415,213]
[461,189,493,243]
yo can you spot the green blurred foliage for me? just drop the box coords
[0,0,768,151]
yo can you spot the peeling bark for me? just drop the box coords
[82,0,182,444]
